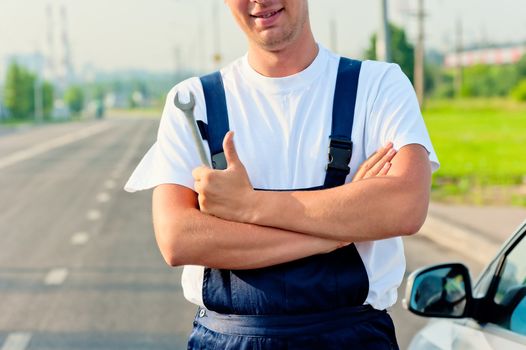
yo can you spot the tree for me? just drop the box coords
[3,62,54,120]
[511,79,526,101]
[365,23,415,83]
[516,55,526,79]
[3,62,35,119]
[459,64,519,98]
[510,55,526,101]
[64,85,85,115]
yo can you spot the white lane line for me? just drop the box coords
[0,332,32,350]
[0,122,112,170]
[71,232,90,245]
[96,192,111,203]
[86,209,101,221]
[112,121,152,181]
[44,268,68,285]
[104,180,116,189]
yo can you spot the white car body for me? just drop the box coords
[409,319,526,349]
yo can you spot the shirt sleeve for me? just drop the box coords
[364,63,440,172]
[124,77,210,192]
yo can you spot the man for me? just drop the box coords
[125,0,439,348]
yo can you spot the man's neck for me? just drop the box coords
[247,32,318,78]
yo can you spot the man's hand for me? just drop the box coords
[192,131,256,222]
[352,142,396,182]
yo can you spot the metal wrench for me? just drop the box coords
[174,91,211,167]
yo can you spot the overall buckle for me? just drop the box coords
[326,137,353,173]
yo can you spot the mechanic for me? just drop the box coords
[125,0,439,348]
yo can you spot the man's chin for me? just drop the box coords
[255,32,294,52]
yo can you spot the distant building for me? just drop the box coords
[445,44,526,68]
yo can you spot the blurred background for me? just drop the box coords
[0,0,525,349]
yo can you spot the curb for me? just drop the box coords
[418,213,501,266]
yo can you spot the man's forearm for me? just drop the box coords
[246,145,432,241]
[250,176,426,241]
[152,185,343,270]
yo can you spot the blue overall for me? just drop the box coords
[188,58,399,350]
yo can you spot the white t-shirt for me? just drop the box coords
[125,45,440,311]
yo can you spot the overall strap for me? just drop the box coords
[199,72,229,170]
[324,57,362,188]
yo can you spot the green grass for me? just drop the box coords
[106,107,162,119]
[423,98,526,204]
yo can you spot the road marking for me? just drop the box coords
[87,210,101,221]
[44,268,68,285]
[0,332,32,350]
[71,232,90,245]
[104,180,116,189]
[0,122,112,170]
[96,192,110,203]
[112,120,151,183]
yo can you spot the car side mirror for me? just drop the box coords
[404,263,473,318]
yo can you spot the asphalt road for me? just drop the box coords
[0,117,485,350]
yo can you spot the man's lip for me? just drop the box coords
[250,8,284,18]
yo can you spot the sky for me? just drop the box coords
[1,0,525,77]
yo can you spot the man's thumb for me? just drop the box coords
[223,131,240,167]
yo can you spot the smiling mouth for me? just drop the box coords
[250,8,284,19]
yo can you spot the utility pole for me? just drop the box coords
[34,75,44,123]
[455,18,464,98]
[414,0,425,107]
[212,1,222,69]
[330,17,338,53]
[174,46,182,80]
[45,3,55,83]
[34,47,44,123]
[377,0,391,61]
[59,4,74,90]
[197,4,205,73]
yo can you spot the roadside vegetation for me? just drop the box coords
[0,61,177,124]
[423,99,526,206]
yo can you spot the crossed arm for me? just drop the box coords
[153,132,432,269]
[153,186,347,269]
